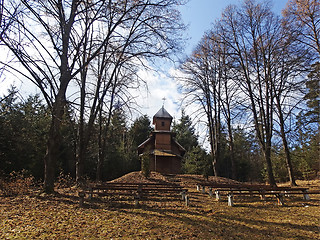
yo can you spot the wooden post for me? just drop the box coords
[201,186,206,194]
[137,184,143,199]
[303,190,310,201]
[260,190,266,201]
[249,190,253,197]
[181,190,186,201]
[208,188,213,197]
[134,195,140,207]
[185,195,189,206]
[276,193,285,206]
[215,190,221,201]
[134,188,142,207]
[79,191,85,207]
[227,193,234,207]
[88,187,93,201]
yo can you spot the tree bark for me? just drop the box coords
[264,138,276,186]
[276,97,297,186]
[43,94,65,193]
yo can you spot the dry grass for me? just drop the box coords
[0,174,319,239]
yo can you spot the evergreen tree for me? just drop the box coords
[304,62,320,124]
[172,110,212,175]
[129,115,153,149]
[293,62,320,180]
[172,110,198,151]
[0,90,50,179]
[182,146,211,177]
[128,115,153,171]
[232,128,264,182]
[103,108,128,180]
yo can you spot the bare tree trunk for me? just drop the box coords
[206,91,218,177]
[96,81,116,181]
[76,65,87,183]
[216,0,278,186]
[227,118,236,180]
[96,104,103,182]
[265,136,276,186]
[213,71,221,177]
[43,94,65,193]
[276,98,297,186]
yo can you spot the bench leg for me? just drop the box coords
[78,191,85,207]
[88,187,93,201]
[134,198,139,207]
[260,190,266,201]
[79,198,84,207]
[215,190,221,201]
[228,193,234,207]
[208,188,213,197]
[185,195,189,206]
[303,190,310,201]
[134,194,140,207]
[276,193,285,206]
[181,190,186,200]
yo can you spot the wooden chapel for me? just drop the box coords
[137,106,185,174]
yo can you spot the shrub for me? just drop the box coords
[0,170,35,196]
[141,153,150,178]
[55,172,76,188]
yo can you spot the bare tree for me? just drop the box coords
[270,24,313,186]
[74,0,186,182]
[179,36,219,176]
[0,0,186,192]
[217,1,278,185]
[179,30,243,179]
[213,34,240,180]
[179,0,313,185]
[0,0,18,39]
[282,0,320,58]
[0,0,22,80]
[275,0,319,185]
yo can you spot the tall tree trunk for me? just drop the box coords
[227,119,236,180]
[206,92,218,177]
[264,139,276,186]
[43,95,65,193]
[276,98,297,186]
[96,104,104,182]
[76,78,86,183]
[213,74,221,177]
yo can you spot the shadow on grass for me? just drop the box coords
[214,210,319,239]
[24,187,319,240]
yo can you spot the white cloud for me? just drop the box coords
[131,66,183,121]
[130,64,210,150]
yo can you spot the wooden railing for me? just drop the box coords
[79,182,189,207]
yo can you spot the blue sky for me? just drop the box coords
[143,0,291,145]
[0,0,291,127]
[180,0,289,55]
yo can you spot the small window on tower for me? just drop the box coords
[161,121,165,126]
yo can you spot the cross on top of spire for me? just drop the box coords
[162,97,166,107]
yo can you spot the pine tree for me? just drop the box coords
[172,110,198,152]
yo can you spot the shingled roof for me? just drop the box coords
[153,106,172,122]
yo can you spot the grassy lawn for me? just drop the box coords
[1,179,319,239]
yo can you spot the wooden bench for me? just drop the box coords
[196,183,316,206]
[79,182,189,207]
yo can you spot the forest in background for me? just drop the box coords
[0,87,318,184]
[0,0,319,191]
